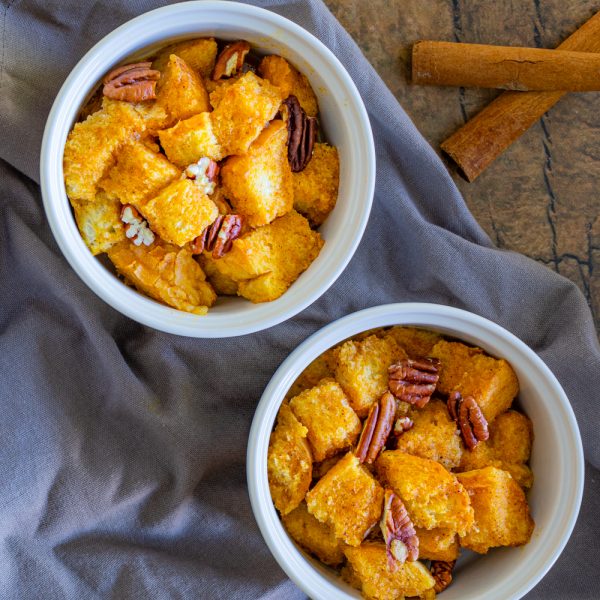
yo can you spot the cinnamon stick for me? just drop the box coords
[413,41,600,91]
[440,11,600,182]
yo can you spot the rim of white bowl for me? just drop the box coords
[40,1,375,337]
[247,302,584,600]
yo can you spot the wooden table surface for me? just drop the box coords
[324,0,600,330]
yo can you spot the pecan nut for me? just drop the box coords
[103,62,160,102]
[212,41,251,80]
[381,488,419,569]
[355,391,396,464]
[431,560,456,593]
[121,204,155,246]
[282,95,317,172]
[388,357,440,408]
[184,157,220,196]
[447,391,489,450]
[190,214,243,258]
[393,416,414,436]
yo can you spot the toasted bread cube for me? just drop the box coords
[107,239,216,313]
[395,399,463,470]
[221,120,293,227]
[152,38,218,78]
[99,141,180,208]
[259,55,319,117]
[63,99,145,201]
[376,451,473,535]
[334,335,407,417]
[312,454,344,480]
[268,404,313,515]
[72,193,125,255]
[306,453,384,546]
[343,543,435,600]
[141,180,218,247]
[430,340,520,423]
[211,72,283,156]
[292,143,339,226]
[282,502,345,566]
[198,254,239,296]
[416,527,459,562]
[286,348,337,398]
[207,76,241,107]
[457,467,534,553]
[289,379,361,462]
[383,327,442,359]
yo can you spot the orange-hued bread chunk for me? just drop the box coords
[268,404,313,515]
[416,527,460,562]
[456,467,534,553]
[289,379,361,462]
[292,143,339,226]
[221,120,293,227]
[306,453,384,547]
[376,451,473,535]
[430,339,520,423]
[197,254,239,296]
[106,239,216,314]
[383,326,442,359]
[286,347,337,398]
[152,38,218,78]
[72,193,125,255]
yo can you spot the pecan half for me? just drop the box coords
[184,157,220,196]
[121,204,155,246]
[431,560,456,593]
[103,62,160,102]
[190,214,243,258]
[381,489,419,569]
[212,41,251,80]
[282,95,317,172]
[388,357,440,408]
[447,391,489,450]
[355,391,396,464]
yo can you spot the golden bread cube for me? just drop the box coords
[210,72,283,156]
[343,542,435,600]
[333,335,407,417]
[383,326,442,359]
[106,239,216,313]
[259,55,319,117]
[456,467,534,553]
[221,120,293,227]
[63,99,145,201]
[198,254,239,296]
[72,193,125,255]
[268,404,313,515]
[312,454,343,480]
[282,502,345,566]
[289,379,361,462]
[376,450,474,535]
[286,347,337,398]
[395,399,463,470]
[141,179,218,247]
[207,76,241,107]
[158,112,223,167]
[99,141,180,208]
[416,527,459,562]
[306,452,384,546]
[292,143,339,226]
[152,37,218,78]
[430,339,519,423]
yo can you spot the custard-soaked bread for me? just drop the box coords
[343,542,436,600]
[395,399,463,470]
[456,467,534,553]
[282,502,345,566]
[286,348,337,398]
[333,335,407,417]
[221,120,293,227]
[258,55,319,117]
[63,99,145,202]
[72,193,125,255]
[152,38,218,78]
[107,239,216,314]
[383,326,442,359]
[306,453,384,546]
[457,410,533,488]
[415,527,460,562]
[99,141,180,208]
[197,254,239,296]
[376,451,473,535]
[158,112,223,167]
[210,72,283,156]
[268,404,313,515]
[430,339,519,423]
[292,143,339,226]
[289,379,361,462]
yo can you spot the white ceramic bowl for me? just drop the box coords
[247,303,584,600]
[40,1,375,337]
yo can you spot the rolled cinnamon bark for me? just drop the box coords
[413,41,600,91]
[440,11,600,182]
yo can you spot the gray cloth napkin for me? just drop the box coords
[1,0,598,598]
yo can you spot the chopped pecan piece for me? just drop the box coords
[355,391,396,464]
[184,157,220,196]
[190,214,243,258]
[393,416,414,436]
[282,95,317,172]
[431,560,456,593]
[381,489,419,568]
[103,62,160,102]
[212,41,251,80]
[388,357,440,408]
[447,391,489,450]
[120,204,155,246]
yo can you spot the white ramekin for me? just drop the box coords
[40,1,375,337]
[247,303,584,600]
